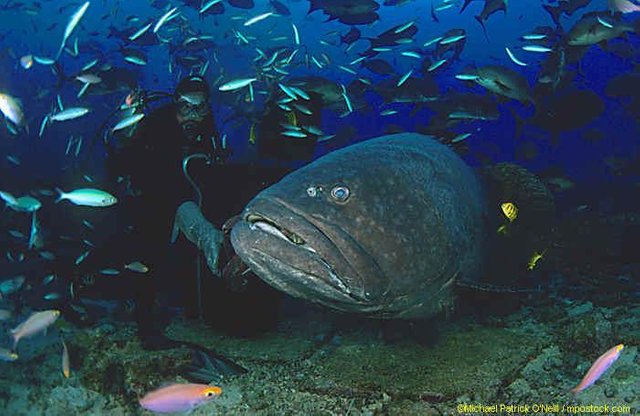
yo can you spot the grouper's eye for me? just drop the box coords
[330,185,350,203]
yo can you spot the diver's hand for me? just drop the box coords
[172,201,224,277]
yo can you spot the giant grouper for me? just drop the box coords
[173,133,554,319]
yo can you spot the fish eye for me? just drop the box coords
[206,391,214,397]
[330,185,350,203]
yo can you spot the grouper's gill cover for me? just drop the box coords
[231,133,487,319]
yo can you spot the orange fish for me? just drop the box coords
[139,383,222,413]
[62,339,70,378]
[125,90,138,107]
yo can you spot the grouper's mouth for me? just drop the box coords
[245,213,306,246]
[236,209,369,307]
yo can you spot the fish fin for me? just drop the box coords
[431,1,440,22]
[52,63,67,91]
[307,0,323,13]
[11,333,19,351]
[494,80,512,93]
[542,4,561,26]
[54,188,65,203]
[475,15,490,42]
[500,0,507,15]
[180,345,247,384]
[170,215,180,244]
[459,0,473,14]
[483,163,555,221]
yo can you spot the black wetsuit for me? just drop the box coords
[106,103,222,337]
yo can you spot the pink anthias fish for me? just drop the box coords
[571,344,624,394]
[139,383,222,413]
[10,310,61,350]
[609,0,640,13]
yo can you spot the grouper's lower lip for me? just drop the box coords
[240,212,361,302]
[250,246,363,305]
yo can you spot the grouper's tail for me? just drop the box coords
[477,163,556,286]
[482,163,555,223]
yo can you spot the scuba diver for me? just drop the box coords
[103,75,325,350]
[106,75,227,350]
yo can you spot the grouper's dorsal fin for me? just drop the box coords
[474,163,556,290]
[480,162,556,226]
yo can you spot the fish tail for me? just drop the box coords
[542,4,561,26]
[52,62,67,91]
[54,188,66,203]
[11,331,19,351]
[307,0,322,13]
[475,16,490,42]
[0,190,17,206]
[460,0,473,14]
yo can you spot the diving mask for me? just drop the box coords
[176,93,210,120]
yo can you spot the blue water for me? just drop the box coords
[0,0,636,187]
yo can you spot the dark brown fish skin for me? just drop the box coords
[228,0,254,9]
[567,12,636,46]
[543,0,591,25]
[340,27,361,45]
[230,134,487,319]
[361,58,395,76]
[536,47,567,92]
[309,0,380,25]
[425,92,500,126]
[434,28,466,62]
[269,0,290,15]
[374,76,439,104]
[605,72,640,118]
[362,23,418,56]
[474,65,534,104]
[530,88,604,137]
